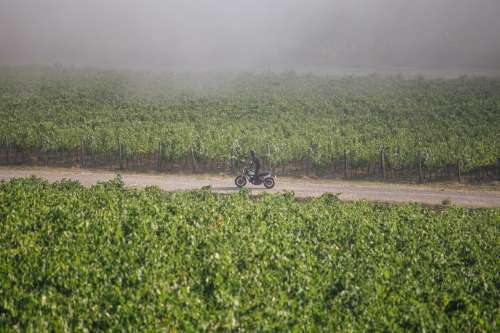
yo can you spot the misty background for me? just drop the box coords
[1,0,500,73]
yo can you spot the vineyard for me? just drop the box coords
[0,177,498,331]
[1,67,499,181]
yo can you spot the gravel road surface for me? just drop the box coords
[1,167,499,208]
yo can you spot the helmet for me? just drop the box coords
[250,150,256,157]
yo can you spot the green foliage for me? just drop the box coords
[0,68,499,172]
[0,177,498,332]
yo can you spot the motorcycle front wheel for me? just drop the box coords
[263,177,275,189]
[235,175,247,188]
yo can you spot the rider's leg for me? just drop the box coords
[254,167,260,181]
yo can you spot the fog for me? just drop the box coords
[1,0,500,72]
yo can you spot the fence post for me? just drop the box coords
[497,158,500,181]
[118,138,124,170]
[80,139,85,168]
[191,146,197,173]
[417,151,423,184]
[305,152,310,176]
[157,142,162,172]
[5,138,9,165]
[380,147,386,180]
[229,148,235,174]
[42,147,48,166]
[457,160,462,183]
[267,143,272,173]
[343,149,348,180]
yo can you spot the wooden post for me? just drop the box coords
[5,139,9,165]
[229,149,234,173]
[417,151,423,184]
[80,139,85,168]
[191,146,197,173]
[230,148,236,174]
[457,160,462,183]
[497,158,500,181]
[303,149,308,176]
[157,143,162,172]
[43,147,48,166]
[118,138,124,170]
[267,143,272,173]
[343,149,348,179]
[380,147,386,180]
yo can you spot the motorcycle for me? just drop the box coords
[234,168,276,189]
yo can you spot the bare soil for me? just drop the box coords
[1,166,499,208]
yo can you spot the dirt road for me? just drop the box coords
[1,167,499,208]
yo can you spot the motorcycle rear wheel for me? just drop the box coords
[263,177,275,189]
